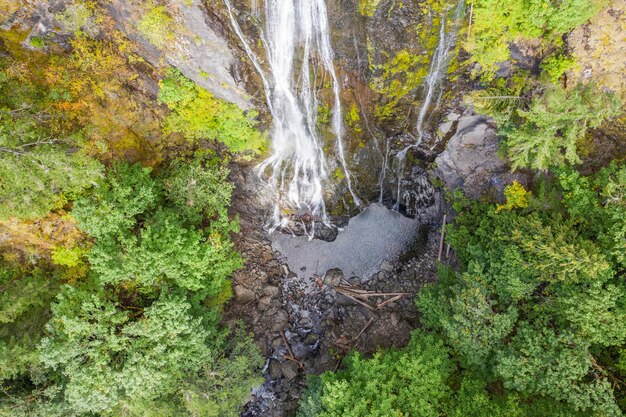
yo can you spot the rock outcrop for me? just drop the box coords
[107,0,251,108]
[434,115,527,200]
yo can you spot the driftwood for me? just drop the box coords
[334,285,410,310]
[376,294,404,309]
[334,317,376,371]
[280,330,303,368]
[438,213,447,262]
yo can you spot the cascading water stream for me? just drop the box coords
[224,0,362,237]
[393,0,465,211]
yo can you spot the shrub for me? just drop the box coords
[138,3,175,49]
[158,69,264,154]
[466,0,605,76]
[297,332,453,417]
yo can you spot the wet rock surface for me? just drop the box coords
[106,0,251,108]
[433,114,529,200]
[227,164,441,417]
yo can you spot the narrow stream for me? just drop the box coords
[394,0,466,211]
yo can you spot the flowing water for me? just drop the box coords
[224,0,362,235]
[394,0,465,211]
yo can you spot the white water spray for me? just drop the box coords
[224,0,362,233]
[394,0,465,211]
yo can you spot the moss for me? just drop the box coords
[317,103,331,127]
[28,36,45,48]
[370,49,430,121]
[56,2,100,37]
[345,103,362,133]
[0,29,30,58]
[138,3,175,50]
[0,0,23,20]
[367,1,448,123]
[359,0,383,17]
[333,167,346,180]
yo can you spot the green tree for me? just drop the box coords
[0,265,58,382]
[39,286,218,415]
[495,323,620,416]
[71,163,160,239]
[418,264,518,369]
[558,163,626,268]
[415,165,626,414]
[297,331,453,417]
[163,155,234,225]
[87,208,241,294]
[0,104,103,220]
[74,162,241,295]
[505,84,622,170]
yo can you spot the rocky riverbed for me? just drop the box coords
[226,165,444,416]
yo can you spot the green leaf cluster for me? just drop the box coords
[1,159,259,416]
[158,69,264,154]
[418,164,626,415]
[467,0,605,75]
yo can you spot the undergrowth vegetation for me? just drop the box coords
[0,2,263,415]
[2,0,626,416]
[298,1,626,416]
[466,0,606,76]
[158,68,264,155]
[301,163,626,416]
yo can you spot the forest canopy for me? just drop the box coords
[1,0,625,416]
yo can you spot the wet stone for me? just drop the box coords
[304,332,319,345]
[381,260,394,272]
[234,285,256,304]
[323,268,343,286]
[269,358,282,379]
[271,309,289,332]
[271,337,283,349]
[281,361,299,381]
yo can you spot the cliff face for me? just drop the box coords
[2,0,251,108]
[106,0,252,109]
[206,0,462,217]
[6,0,622,217]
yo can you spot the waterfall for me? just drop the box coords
[394,0,465,211]
[224,0,362,234]
[415,0,465,146]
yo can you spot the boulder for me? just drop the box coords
[233,285,256,304]
[271,309,289,332]
[268,358,283,379]
[280,361,299,381]
[257,295,272,311]
[323,268,343,287]
[263,285,280,298]
[434,115,527,200]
